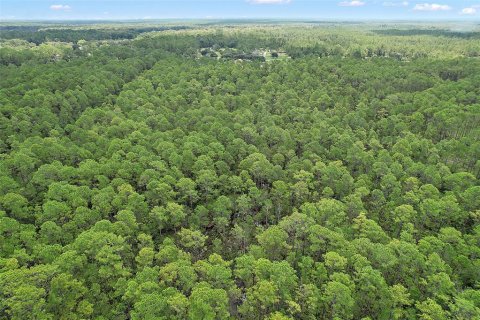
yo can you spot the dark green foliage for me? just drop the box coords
[0,25,190,44]
[0,23,479,319]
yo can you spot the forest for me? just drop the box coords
[0,21,480,319]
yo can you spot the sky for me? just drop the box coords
[1,0,480,21]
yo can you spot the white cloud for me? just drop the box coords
[50,4,71,11]
[383,1,409,7]
[461,7,477,15]
[413,3,451,11]
[247,0,291,4]
[339,1,366,7]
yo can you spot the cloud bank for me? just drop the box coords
[50,4,71,11]
[413,3,451,11]
[339,1,366,7]
[461,7,477,15]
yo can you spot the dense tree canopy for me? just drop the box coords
[1,22,479,319]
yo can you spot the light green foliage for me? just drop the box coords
[0,22,479,320]
[257,225,290,260]
[188,282,230,320]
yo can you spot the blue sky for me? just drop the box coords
[1,1,479,20]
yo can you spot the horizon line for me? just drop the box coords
[1,18,479,22]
